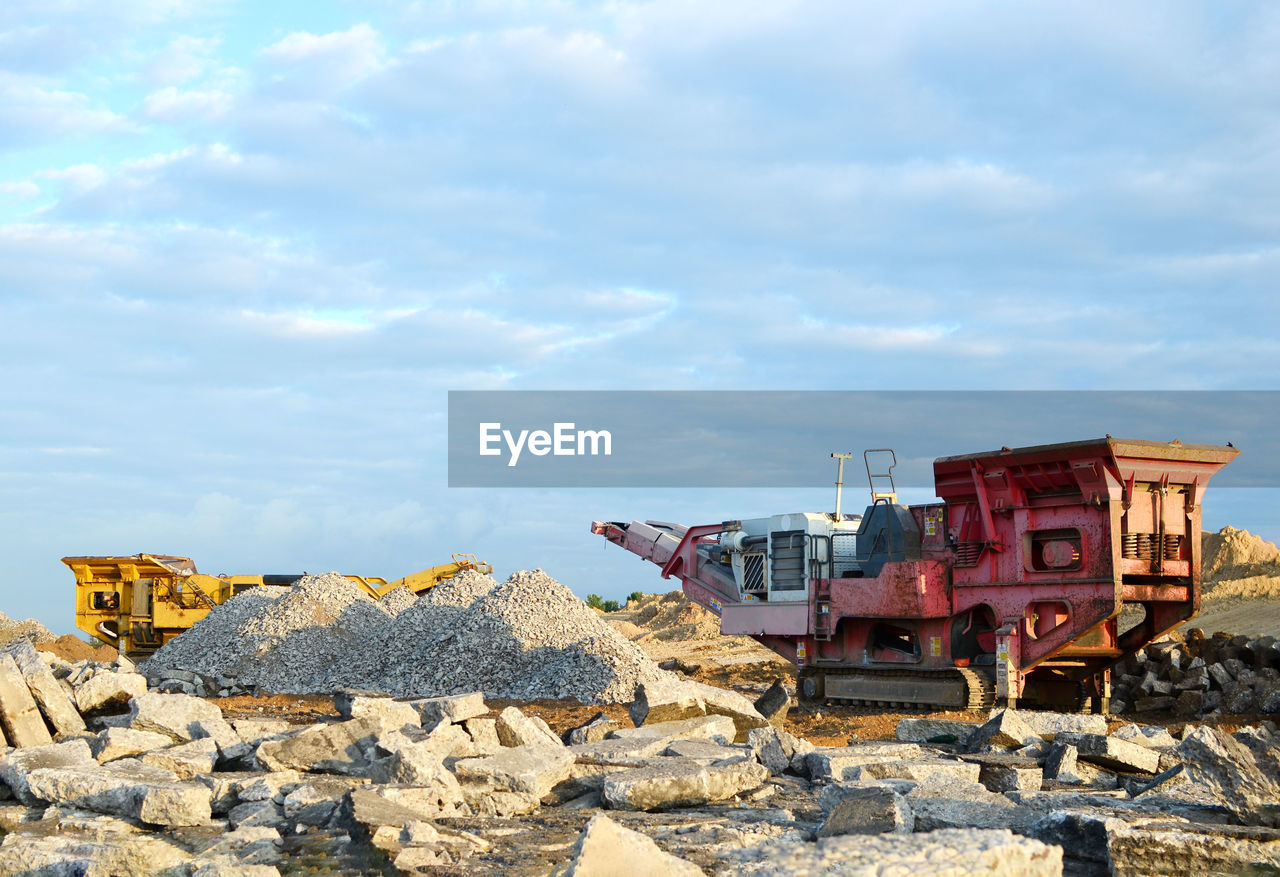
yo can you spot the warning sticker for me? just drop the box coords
[930,636,941,657]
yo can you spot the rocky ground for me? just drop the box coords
[2,617,1280,875]
[0,526,1278,874]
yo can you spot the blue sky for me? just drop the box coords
[2,1,1278,632]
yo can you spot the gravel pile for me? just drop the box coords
[143,573,396,693]
[376,586,418,617]
[422,568,498,607]
[378,569,673,703]
[0,610,56,646]
[143,568,671,703]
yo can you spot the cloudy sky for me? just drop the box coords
[3,1,1278,633]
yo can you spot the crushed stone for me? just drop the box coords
[376,586,418,617]
[142,568,672,704]
[0,610,56,646]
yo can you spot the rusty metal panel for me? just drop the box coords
[827,562,952,619]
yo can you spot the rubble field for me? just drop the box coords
[3,629,1280,876]
[0,526,1276,875]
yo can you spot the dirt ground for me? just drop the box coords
[209,657,1269,747]
[1184,595,1280,638]
[207,587,1280,742]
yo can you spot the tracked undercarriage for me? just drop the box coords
[798,666,996,711]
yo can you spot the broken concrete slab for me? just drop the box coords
[0,830,190,877]
[23,758,212,826]
[372,739,469,787]
[4,639,85,737]
[895,716,980,745]
[140,736,219,779]
[725,827,1061,875]
[1027,809,1128,866]
[608,714,737,747]
[91,727,174,763]
[230,719,293,745]
[662,739,752,764]
[0,738,95,803]
[1108,820,1280,875]
[74,670,147,715]
[804,743,925,781]
[334,693,421,730]
[1007,789,1130,811]
[196,771,259,815]
[1056,732,1160,774]
[137,782,214,827]
[1112,723,1178,750]
[453,743,574,798]
[1044,742,1088,786]
[0,653,53,747]
[569,737,676,766]
[374,720,470,761]
[960,753,1044,792]
[128,691,225,742]
[845,758,981,783]
[1178,725,1280,827]
[227,798,286,829]
[967,709,1041,751]
[495,706,563,747]
[602,758,768,811]
[233,769,303,804]
[464,716,501,748]
[344,782,469,831]
[630,678,768,743]
[816,785,913,836]
[552,812,704,877]
[255,715,383,775]
[999,709,1106,740]
[818,779,916,811]
[408,692,488,726]
[566,712,619,745]
[746,724,813,776]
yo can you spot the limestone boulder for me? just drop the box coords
[75,671,147,714]
[602,758,768,811]
[630,679,768,743]
[552,812,703,877]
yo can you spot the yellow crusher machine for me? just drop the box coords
[63,553,493,657]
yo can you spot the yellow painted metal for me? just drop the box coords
[62,552,493,657]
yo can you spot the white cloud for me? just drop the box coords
[36,163,108,193]
[260,23,385,88]
[0,75,127,143]
[0,181,40,198]
[143,85,234,120]
[236,308,377,338]
[143,34,221,86]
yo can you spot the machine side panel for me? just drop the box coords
[721,602,810,636]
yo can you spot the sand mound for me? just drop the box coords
[612,591,729,642]
[1201,527,1280,601]
[36,634,117,663]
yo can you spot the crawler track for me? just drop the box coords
[799,666,996,712]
